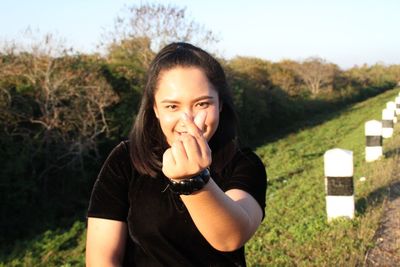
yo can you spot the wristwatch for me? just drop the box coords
[168,168,211,195]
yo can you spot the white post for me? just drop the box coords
[382,108,394,138]
[386,101,397,123]
[324,148,354,221]
[395,96,400,115]
[365,120,383,162]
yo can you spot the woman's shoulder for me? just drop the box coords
[215,146,266,181]
[114,140,130,152]
[231,147,264,167]
[100,140,133,180]
[106,140,130,160]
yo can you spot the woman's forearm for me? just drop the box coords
[180,178,262,251]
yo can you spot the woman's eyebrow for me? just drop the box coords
[160,96,214,104]
[160,99,180,104]
[193,96,214,102]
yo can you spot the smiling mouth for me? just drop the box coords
[175,126,207,137]
[176,131,188,136]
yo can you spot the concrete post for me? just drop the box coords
[386,101,397,123]
[324,148,354,221]
[365,120,383,162]
[382,108,394,138]
[395,96,400,115]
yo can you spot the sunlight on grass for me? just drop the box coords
[247,88,400,266]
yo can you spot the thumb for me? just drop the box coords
[194,110,207,133]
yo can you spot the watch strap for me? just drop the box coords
[168,168,210,195]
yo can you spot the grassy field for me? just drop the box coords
[247,87,400,266]
[2,88,400,266]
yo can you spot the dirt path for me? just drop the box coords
[364,178,400,266]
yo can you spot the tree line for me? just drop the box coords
[0,3,399,248]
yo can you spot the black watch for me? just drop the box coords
[168,168,211,195]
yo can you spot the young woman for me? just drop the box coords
[86,42,267,266]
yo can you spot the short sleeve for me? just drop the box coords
[87,141,132,221]
[221,148,267,218]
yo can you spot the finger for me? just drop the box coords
[181,112,210,161]
[194,110,207,133]
[181,133,202,162]
[196,138,212,167]
[181,112,203,139]
[171,140,188,166]
[180,131,211,169]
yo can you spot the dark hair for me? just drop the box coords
[130,42,238,177]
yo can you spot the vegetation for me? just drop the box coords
[2,86,399,266]
[246,88,400,266]
[1,2,400,266]
[0,221,86,266]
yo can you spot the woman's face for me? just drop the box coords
[153,67,221,146]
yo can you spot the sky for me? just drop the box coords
[1,0,399,69]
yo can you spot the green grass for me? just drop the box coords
[2,88,400,266]
[0,222,86,266]
[246,88,400,266]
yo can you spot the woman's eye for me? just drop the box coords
[165,105,177,110]
[196,102,210,108]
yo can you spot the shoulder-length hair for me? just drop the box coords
[130,42,238,177]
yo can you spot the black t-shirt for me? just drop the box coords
[88,141,267,266]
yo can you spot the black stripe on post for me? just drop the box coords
[366,135,382,147]
[397,104,400,109]
[382,120,394,128]
[326,176,354,196]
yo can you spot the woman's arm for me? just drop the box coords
[86,217,127,267]
[181,182,263,252]
[162,112,264,252]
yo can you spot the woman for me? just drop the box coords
[86,42,267,266]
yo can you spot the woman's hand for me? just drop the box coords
[162,111,211,180]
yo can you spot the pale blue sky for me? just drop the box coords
[1,0,399,69]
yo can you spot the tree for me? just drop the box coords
[106,36,153,78]
[270,60,303,96]
[226,57,273,91]
[387,64,400,86]
[293,57,337,95]
[108,3,219,53]
[0,37,118,167]
[0,34,120,242]
[102,3,219,72]
[224,57,274,142]
[0,34,118,205]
